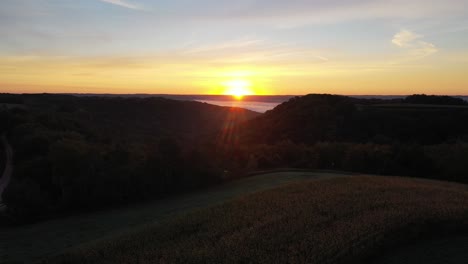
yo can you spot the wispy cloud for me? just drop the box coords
[177,38,331,66]
[99,0,141,10]
[392,30,422,47]
[392,29,438,58]
[411,41,438,57]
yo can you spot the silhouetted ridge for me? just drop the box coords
[243,94,356,144]
[242,94,468,145]
[403,94,468,105]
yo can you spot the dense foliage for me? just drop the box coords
[227,141,468,183]
[0,94,257,222]
[1,93,468,223]
[403,94,468,105]
[241,94,468,144]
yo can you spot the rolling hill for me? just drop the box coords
[1,94,259,143]
[0,94,260,222]
[45,174,468,264]
[0,171,342,263]
[241,94,468,145]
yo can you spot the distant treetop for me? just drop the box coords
[404,94,468,106]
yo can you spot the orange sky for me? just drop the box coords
[1,0,468,95]
[1,54,467,95]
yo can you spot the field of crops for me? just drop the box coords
[1,171,339,263]
[48,176,468,264]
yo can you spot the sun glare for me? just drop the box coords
[223,79,253,100]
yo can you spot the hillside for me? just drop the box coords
[0,94,259,222]
[1,94,259,143]
[242,94,468,144]
[2,93,468,225]
[231,94,468,183]
[47,175,468,264]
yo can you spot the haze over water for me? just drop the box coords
[196,100,279,113]
[195,95,468,113]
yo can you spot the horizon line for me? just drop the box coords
[2,92,468,97]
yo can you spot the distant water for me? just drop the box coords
[196,100,280,113]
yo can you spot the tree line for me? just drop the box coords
[1,93,467,224]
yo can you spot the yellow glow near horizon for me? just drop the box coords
[222,79,253,99]
[1,56,468,95]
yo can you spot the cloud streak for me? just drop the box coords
[99,0,141,10]
[154,0,468,28]
[392,29,438,58]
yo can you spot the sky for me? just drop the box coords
[1,0,468,95]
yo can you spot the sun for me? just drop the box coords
[222,79,253,100]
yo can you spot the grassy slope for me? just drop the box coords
[48,176,468,264]
[0,171,339,263]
